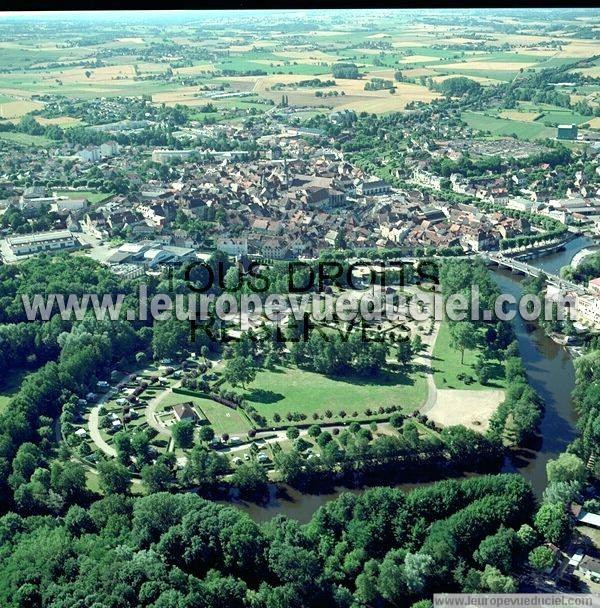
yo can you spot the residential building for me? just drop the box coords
[217,236,248,256]
[173,402,199,423]
[151,149,195,164]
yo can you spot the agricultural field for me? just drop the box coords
[0,131,53,147]
[461,110,555,140]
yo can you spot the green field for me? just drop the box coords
[158,392,252,436]
[0,131,53,147]
[432,322,506,391]
[224,364,427,424]
[462,111,554,140]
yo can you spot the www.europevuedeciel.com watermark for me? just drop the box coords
[20,261,577,338]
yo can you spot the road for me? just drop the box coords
[86,321,442,460]
[88,392,117,457]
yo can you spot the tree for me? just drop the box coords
[97,460,130,495]
[546,453,587,485]
[307,425,321,438]
[411,334,423,353]
[473,526,515,573]
[286,427,300,441]
[172,420,194,449]
[404,552,433,594]
[480,565,517,593]
[516,524,539,551]
[396,337,413,367]
[152,317,190,360]
[231,462,268,498]
[141,462,173,494]
[390,413,405,429]
[223,355,256,389]
[528,546,556,572]
[113,431,133,465]
[450,322,479,364]
[199,425,215,444]
[534,502,571,544]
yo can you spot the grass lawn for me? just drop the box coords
[158,392,251,437]
[223,364,427,424]
[432,321,506,391]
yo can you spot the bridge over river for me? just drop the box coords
[483,253,588,295]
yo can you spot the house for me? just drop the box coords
[172,402,199,423]
[54,196,88,213]
[82,212,109,239]
[575,294,600,329]
[570,503,600,528]
[578,555,600,582]
[588,278,600,297]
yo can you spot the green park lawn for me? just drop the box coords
[432,321,506,391]
[223,364,428,425]
[158,391,252,437]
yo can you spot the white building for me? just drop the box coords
[411,169,442,191]
[100,141,120,158]
[78,146,101,163]
[53,196,88,212]
[151,149,195,164]
[6,230,80,257]
[19,196,55,211]
[576,294,600,329]
[216,236,248,256]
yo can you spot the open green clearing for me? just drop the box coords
[432,321,506,391]
[461,110,554,140]
[0,131,53,147]
[158,391,252,436]
[0,369,30,413]
[224,364,427,424]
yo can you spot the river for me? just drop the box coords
[234,238,592,523]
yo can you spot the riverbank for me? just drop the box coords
[230,240,589,522]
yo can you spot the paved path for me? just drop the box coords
[417,321,441,416]
[88,393,117,457]
[145,386,174,435]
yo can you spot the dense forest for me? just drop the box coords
[0,474,546,608]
